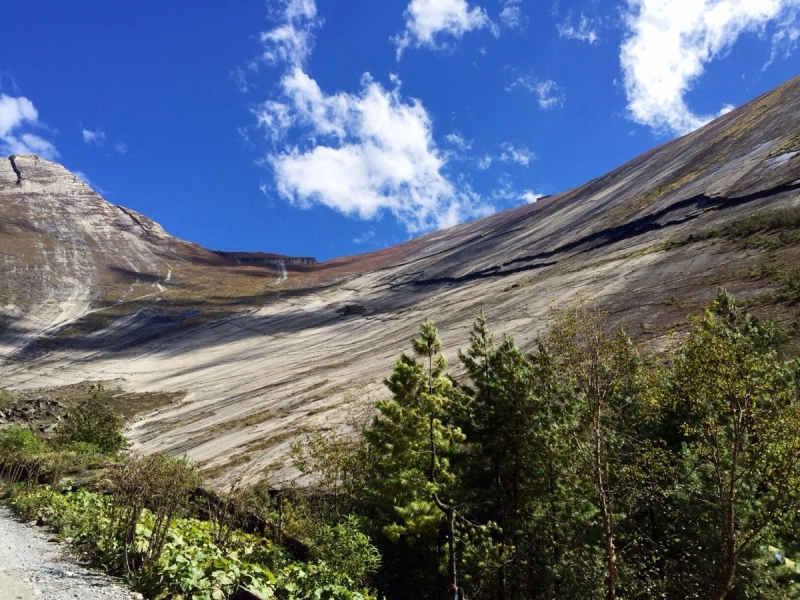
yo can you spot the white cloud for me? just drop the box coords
[255,0,492,233]
[395,0,490,58]
[0,94,58,160]
[558,13,599,43]
[0,95,36,137]
[492,179,518,200]
[476,155,492,169]
[73,171,106,195]
[259,0,319,67]
[766,8,800,66]
[82,128,105,145]
[353,229,375,244]
[520,190,544,203]
[254,100,294,141]
[621,0,800,136]
[115,142,128,154]
[445,132,472,151]
[499,1,523,29]
[499,142,535,165]
[492,180,543,204]
[267,69,490,232]
[230,66,251,93]
[508,77,566,109]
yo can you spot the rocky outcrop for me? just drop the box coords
[0,397,66,428]
[213,251,317,266]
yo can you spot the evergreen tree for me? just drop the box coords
[366,318,465,598]
[458,313,568,599]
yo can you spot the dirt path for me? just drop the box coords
[0,508,139,600]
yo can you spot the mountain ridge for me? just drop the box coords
[1,75,799,486]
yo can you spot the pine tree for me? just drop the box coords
[366,318,465,598]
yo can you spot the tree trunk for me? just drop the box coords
[716,555,737,600]
[448,508,458,600]
[600,499,618,600]
[594,413,617,600]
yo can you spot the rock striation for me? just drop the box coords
[1,76,799,486]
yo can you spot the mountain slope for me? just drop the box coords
[1,76,799,486]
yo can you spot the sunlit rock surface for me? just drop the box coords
[1,76,799,487]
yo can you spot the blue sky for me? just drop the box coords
[1,1,798,261]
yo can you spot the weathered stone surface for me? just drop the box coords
[0,76,799,487]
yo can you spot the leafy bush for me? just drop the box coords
[0,426,49,483]
[0,426,46,454]
[57,384,125,454]
[7,485,375,600]
[309,516,381,587]
[107,453,201,575]
[64,440,102,455]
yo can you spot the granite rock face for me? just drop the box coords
[0,154,191,356]
[1,77,799,486]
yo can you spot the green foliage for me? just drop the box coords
[541,297,674,600]
[655,289,800,598]
[291,428,371,523]
[7,481,374,600]
[57,384,125,454]
[362,295,800,599]
[366,318,465,542]
[747,264,800,304]
[107,453,201,575]
[0,426,49,483]
[0,425,46,454]
[6,292,800,600]
[310,516,381,586]
[456,312,570,597]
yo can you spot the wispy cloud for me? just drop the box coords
[508,77,566,109]
[557,13,599,43]
[766,7,800,67]
[230,66,251,93]
[492,179,543,205]
[394,0,491,59]
[499,142,535,165]
[255,0,493,233]
[259,0,320,67]
[0,94,58,159]
[621,0,800,136]
[353,229,375,244]
[115,142,128,154]
[445,132,472,152]
[499,0,523,30]
[82,128,106,145]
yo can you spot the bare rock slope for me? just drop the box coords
[1,76,800,486]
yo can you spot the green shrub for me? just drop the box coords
[107,453,201,575]
[65,440,101,455]
[0,425,46,454]
[0,426,49,483]
[310,515,381,587]
[57,384,125,455]
[7,485,375,600]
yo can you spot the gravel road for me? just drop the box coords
[0,508,140,600]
